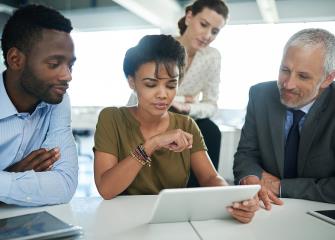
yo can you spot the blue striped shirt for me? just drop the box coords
[0,74,78,206]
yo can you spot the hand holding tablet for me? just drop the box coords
[150,185,260,223]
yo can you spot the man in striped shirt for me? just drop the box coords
[0,4,78,206]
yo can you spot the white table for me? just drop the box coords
[1,196,334,240]
[0,196,199,240]
[192,198,335,240]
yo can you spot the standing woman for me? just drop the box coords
[172,0,229,186]
[94,35,258,223]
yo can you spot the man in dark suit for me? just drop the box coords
[234,28,335,210]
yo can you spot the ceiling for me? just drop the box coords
[0,0,334,33]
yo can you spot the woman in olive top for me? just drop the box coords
[93,35,258,223]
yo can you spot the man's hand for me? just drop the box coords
[5,148,60,172]
[241,174,283,210]
[228,197,259,223]
[261,171,281,195]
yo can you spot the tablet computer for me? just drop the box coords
[149,184,260,223]
[308,210,335,225]
[0,211,83,240]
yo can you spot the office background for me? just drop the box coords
[0,0,334,197]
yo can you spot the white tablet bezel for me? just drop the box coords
[0,211,83,240]
[149,185,260,223]
[308,210,335,225]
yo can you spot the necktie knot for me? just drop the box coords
[290,110,305,126]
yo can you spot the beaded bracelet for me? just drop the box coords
[130,151,146,166]
[133,147,147,165]
[130,145,152,167]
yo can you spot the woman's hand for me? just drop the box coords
[227,197,259,223]
[170,101,190,114]
[184,95,194,103]
[144,129,193,155]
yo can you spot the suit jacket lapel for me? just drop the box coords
[298,86,332,175]
[268,88,286,178]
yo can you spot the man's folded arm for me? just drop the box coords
[0,167,77,206]
[0,95,78,206]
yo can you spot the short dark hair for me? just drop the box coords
[178,0,229,35]
[123,34,186,80]
[1,4,73,66]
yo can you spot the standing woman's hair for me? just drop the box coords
[178,0,229,35]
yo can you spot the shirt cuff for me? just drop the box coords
[0,171,12,197]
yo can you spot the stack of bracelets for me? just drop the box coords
[131,145,152,167]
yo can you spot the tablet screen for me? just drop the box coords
[0,211,81,240]
[315,210,335,220]
[308,209,335,225]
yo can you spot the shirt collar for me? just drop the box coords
[0,72,18,119]
[299,100,314,114]
[0,72,49,120]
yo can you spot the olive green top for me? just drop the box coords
[94,107,207,195]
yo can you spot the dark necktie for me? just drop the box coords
[284,110,305,178]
